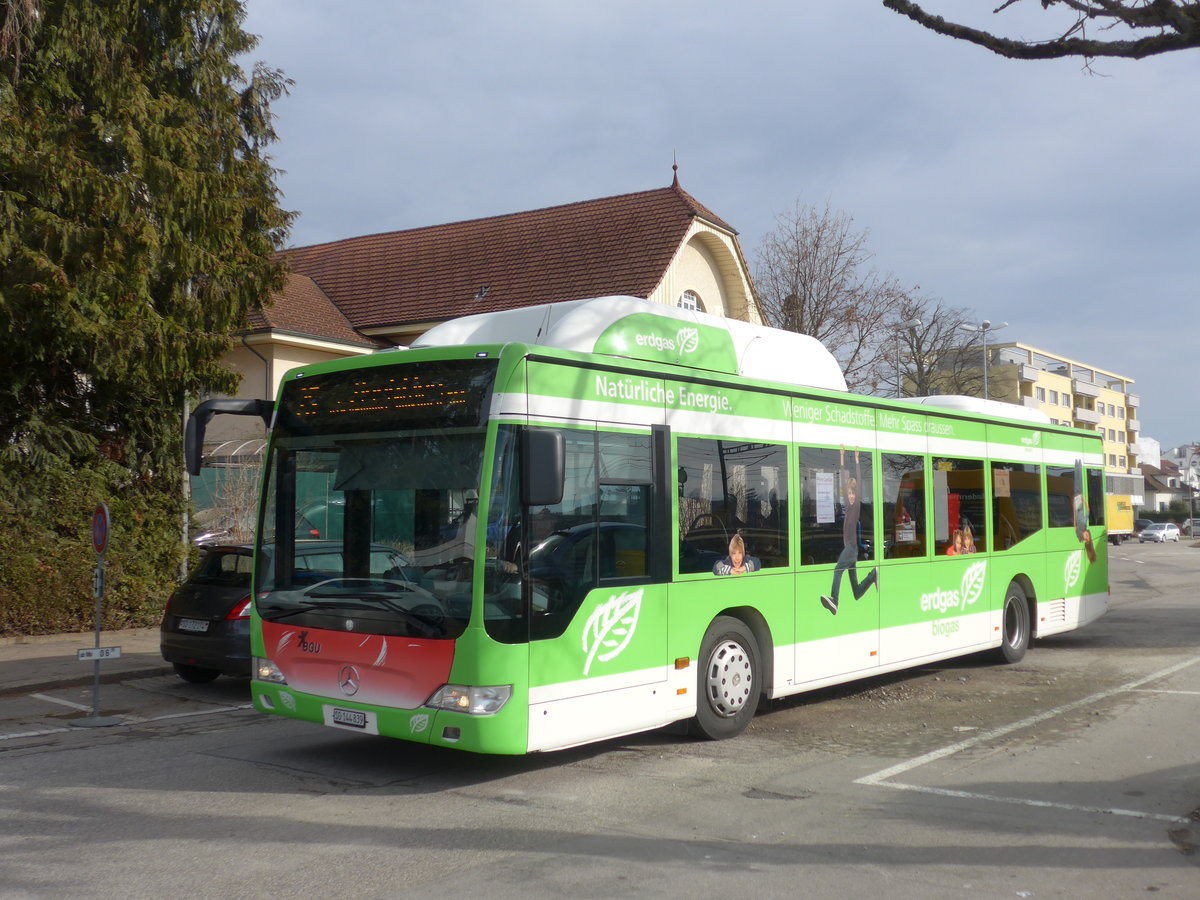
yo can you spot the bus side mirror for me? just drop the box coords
[185,398,274,476]
[522,428,564,507]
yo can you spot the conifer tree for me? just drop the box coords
[0,1,292,631]
[0,0,291,472]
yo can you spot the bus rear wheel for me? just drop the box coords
[691,616,760,740]
[996,582,1031,664]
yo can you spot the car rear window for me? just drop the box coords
[190,550,253,586]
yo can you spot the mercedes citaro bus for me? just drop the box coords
[186,296,1107,754]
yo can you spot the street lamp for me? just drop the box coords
[959,319,1008,400]
[895,318,922,398]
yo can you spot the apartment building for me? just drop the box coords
[988,344,1142,535]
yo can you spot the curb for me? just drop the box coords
[0,664,174,699]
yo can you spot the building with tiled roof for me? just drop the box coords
[210,175,760,450]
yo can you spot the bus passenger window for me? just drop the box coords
[798,445,876,567]
[931,457,986,555]
[991,462,1042,551]
[1046,467,1075,527]
[1086,467,1106,527]
[882,453,925,558]
[677,438,788,572]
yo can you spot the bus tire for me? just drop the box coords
[691,616,760,740]
[996,582,1030,664]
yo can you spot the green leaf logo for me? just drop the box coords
[581,588,643,675]
[959,560,987,610]
[410,714,430,734]
[1063,550,1082,591]
[676,327,700,354]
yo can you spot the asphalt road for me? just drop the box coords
[1,541,1198,899]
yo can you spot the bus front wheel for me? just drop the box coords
[691,616,760,740]
[997,582,1031,664]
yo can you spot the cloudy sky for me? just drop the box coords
[241,0,1198,452]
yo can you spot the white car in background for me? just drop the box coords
[1138,522,1181,543]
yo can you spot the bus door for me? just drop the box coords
[877,449,932,666]
[521,425,670,750]
[795,443,882,684]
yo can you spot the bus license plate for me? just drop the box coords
[324,706,378,734]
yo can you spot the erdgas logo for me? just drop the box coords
[920,561,987,614]
[634,327,700,355]
[582,588,643,675]
[1063,549,1083,591]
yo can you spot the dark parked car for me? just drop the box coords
[160,544,255,683]
[160,541,411,683]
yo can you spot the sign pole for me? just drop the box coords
[70,502,122,728]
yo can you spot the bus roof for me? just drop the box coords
[410,295,849,392]
[911,394,1052,425]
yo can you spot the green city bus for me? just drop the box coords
[186,296,1108,754]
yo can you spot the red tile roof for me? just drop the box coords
[247,273,381,348]
[274,180,736,333]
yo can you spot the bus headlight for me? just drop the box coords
[426,684,512,716]
[254,657,287,684]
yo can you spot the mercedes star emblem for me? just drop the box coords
[338,665,360,696]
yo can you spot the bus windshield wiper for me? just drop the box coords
[257,596,445,637]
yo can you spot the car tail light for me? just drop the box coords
[225,596,253,620]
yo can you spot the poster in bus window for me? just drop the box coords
[819,447,878,616]
[815,471,836,524]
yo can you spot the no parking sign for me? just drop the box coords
[92,502,110,557]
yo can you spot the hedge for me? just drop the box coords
[0,460,188,636]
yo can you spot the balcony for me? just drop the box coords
[1021,396,1042,410]
[1126,417,1140,433]
[1073,406,1102,426]
[1017,364,1040,383]
[1072,379,1101,399]
[1127,393,1140,408]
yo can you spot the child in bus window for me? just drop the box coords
[946,529,963,556]
[960,521,976,554]
[713,533,760,576]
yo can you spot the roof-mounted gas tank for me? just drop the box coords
[410,295,847,392]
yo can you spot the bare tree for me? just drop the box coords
[755,200,912,393]
[887,298,986,398]
[883,1,1200,61]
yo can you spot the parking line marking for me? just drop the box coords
[870,781,1188,824]
[0,727,70,741]
[120,703,253,724]
[855,655,1200,823]
[1,703,253,741]
[31,693,92,712]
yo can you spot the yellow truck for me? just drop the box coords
[1106,473,1140,544]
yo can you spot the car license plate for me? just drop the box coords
[178,618,210,633]
[324,706,378,734]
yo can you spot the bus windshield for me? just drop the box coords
[253,359,497,639]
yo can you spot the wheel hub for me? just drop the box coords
[705,639,753,718]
